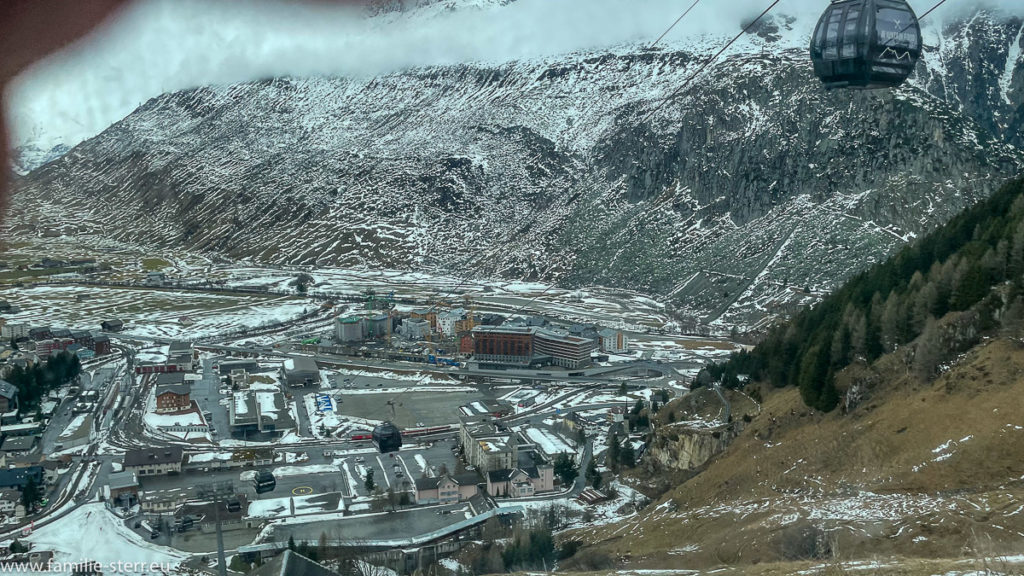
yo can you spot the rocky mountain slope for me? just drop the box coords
[6,6,1024,329]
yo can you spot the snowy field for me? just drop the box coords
[497,481,648,531]
[523,427,576,456]
[24,503,186,575]
[205,265,676,331]
[0,284,309,340]
[247,492,346,519]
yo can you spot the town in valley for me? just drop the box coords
[0,249,739,573]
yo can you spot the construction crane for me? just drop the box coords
[462,293,477,332]
[386,291,395,348]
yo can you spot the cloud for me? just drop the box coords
[5,0,1022,149]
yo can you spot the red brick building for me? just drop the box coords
[154,373,191,413]
[472,326,534,366]
[155,386,190,413]
[92,335,111,356]
[137,364,184,375]
[458,331,474,355]
[34,338,74,359]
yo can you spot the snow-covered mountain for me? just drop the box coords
[10,143,71,175]
[7,7,1023,329]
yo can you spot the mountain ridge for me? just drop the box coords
[6,8,1024,330]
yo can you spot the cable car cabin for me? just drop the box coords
[372,422,403,454]
[810,0,922,90]
[253,470,276,494]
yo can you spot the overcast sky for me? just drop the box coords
[4,0,1020,150]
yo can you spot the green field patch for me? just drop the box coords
[141,258,171,271]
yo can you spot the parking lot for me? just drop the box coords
[334,389,488,429]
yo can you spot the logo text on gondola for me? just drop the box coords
[879,31,916,43]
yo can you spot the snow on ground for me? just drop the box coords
[438,557,467,573]
[523,427,576,456]
[319,370,334,389]
[271,463,340,478]
[355,560,400,576]
[279,451,309,464]
[0,284,310,342]
[501,387,540,404]
[304,392,342,438]
[334,459,361,496]
[326,366,465,387]
[135,345,169,364]
[353,462,369,481]
[497,481,646,532]
[25,503,186,575]
[414,454,430,476]
[58,414,89,439]
[343,384,475,395]
[188,451,234,463]
[246,492,344,519]
[303,393,383,439]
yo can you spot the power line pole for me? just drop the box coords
[197,480,235,576]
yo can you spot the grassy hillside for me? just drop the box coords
[568,336,1024,571]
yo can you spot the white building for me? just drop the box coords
[598,328,629,354]
[0,323,28,341]
[0,489,21,518]
[438,308,467,337]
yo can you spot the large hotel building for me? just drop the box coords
[471,325,594,369]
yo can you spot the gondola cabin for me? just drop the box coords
[253,469,276,494]
[372,422,403,454]
[810,0,922,89]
